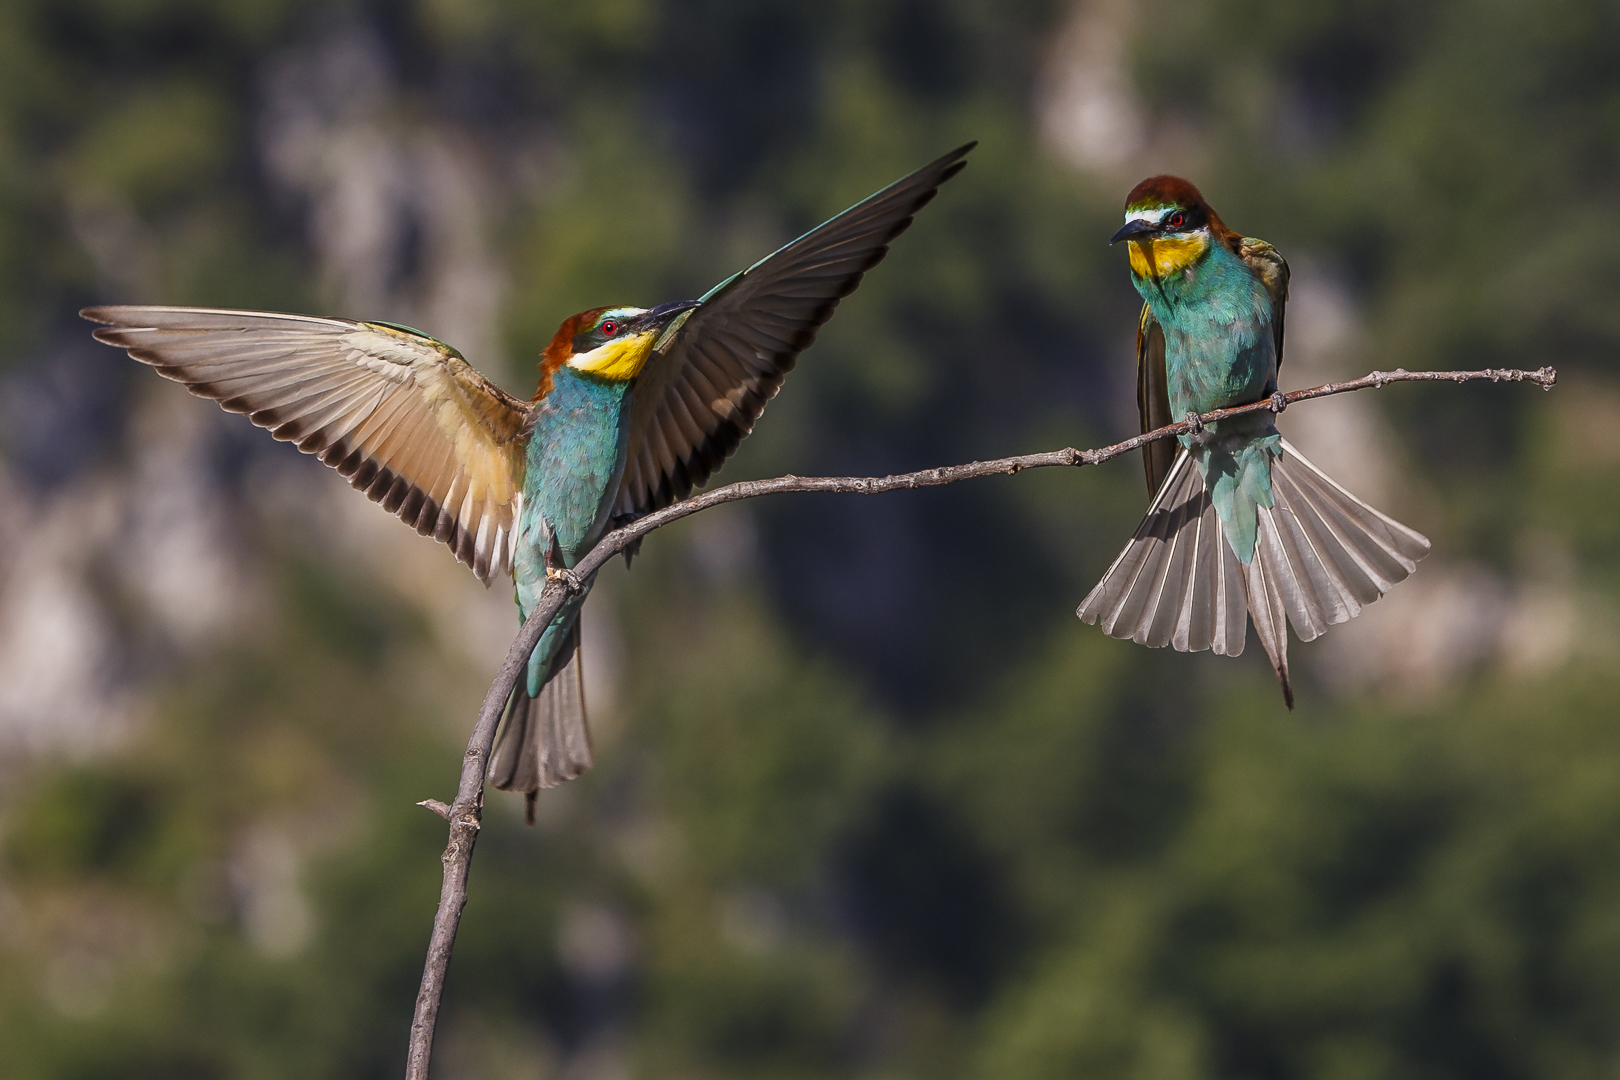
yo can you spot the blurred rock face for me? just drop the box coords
[260,27,509,365]
[0,363,260,757]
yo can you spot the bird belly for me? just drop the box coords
[1164,325,1275,419]
[1151,247,1277,421]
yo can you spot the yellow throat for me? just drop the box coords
[567,330,660,381]
[1128,232,1210,279]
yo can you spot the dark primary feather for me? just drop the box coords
[1136,306,1175,497]
[615,142,976,522]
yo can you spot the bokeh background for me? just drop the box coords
[1,1,1617,1076]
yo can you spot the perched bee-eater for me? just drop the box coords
[86,143,973,814]
[1077,176,1430,706]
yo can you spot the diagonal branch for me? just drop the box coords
[403,363,1555,1078]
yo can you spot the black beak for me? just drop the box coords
[633,299,701,331]
[1110,218,1160,245]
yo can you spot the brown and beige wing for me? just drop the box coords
[1135,303,1175,498]
[83,305,531,583]
[613,143,975,522]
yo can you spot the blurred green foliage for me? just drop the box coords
[2,1,1619,1078]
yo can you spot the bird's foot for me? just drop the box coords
[1184,410,1203,434]
[1270,391,1288,414]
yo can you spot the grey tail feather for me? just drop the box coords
[489,622,593,822]
[1244,437,1431,706]
[1243,545,1294,709]
[1079,440,1431,707]
[1077,449,1248,657]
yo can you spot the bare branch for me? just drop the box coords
[404,363,1555,1077]
[567,364,1556,578]
[404,575,567,1080]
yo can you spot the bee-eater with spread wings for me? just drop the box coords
[1077,176,1430,707]
[86,143,974,815]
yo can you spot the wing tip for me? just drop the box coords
[940,140,978,167]
[926,140,976,184]
[624,139,977,521]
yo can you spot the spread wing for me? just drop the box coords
[1135,304,1175,498]
[83,305,531,583]
[614,142,975,520]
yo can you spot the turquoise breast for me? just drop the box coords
[1132,236,1281,563]
[523,367,633,566]
[513,367,634,694]
[1135,239,1277,421]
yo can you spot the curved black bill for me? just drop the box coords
[1110,218,1160,245]
[633,299,702,331]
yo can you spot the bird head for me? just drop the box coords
[541,301,700,387]
[1109,176,1233,282]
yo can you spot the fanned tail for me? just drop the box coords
[1078,440,1431,707]
[489,622,592,822]
[1244,437,1431,705]
[1077,450,1248,657]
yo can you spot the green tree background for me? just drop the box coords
[0,1,1615,1077]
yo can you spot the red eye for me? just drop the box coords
[1167,211,1186,229]
[601,320,618,336]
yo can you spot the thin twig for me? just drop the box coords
[403,363,1555,1077]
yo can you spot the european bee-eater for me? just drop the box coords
[1076,176,1430,706]
[85,142,974,813]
